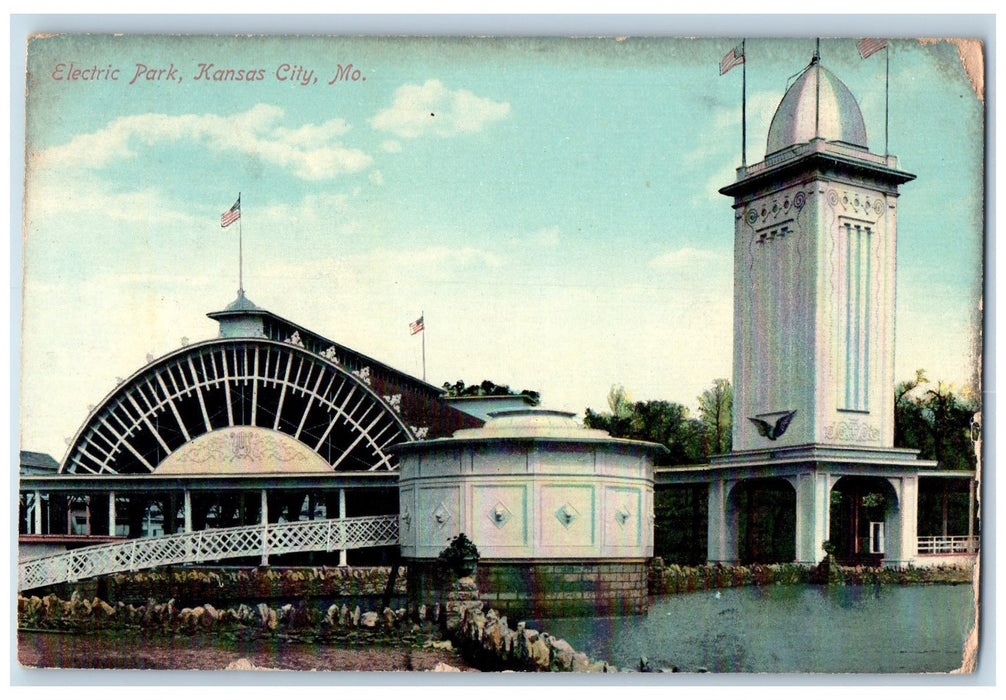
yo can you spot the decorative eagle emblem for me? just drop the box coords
[749,410,797,441]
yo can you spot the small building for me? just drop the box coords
[395,409,666,617]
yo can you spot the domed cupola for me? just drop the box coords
[765,55,868,156]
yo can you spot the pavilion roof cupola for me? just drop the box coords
[207,290,268,339]
[765,54,869,157]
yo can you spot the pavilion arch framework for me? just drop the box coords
[62,338,413,476]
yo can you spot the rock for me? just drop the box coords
[431,662,461,672]
[352,605,361,627]
[339,604,349,627]
[549,637,576,671]
[529,637,550,671]
[639,656,652,672]
[418,604,427,621]
[382,607,396,628]
[424,639,453,651]
[571,651,591,673]
[224,658,268,671]
[360,611,379,628]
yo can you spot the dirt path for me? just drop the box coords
[18,630,477,672]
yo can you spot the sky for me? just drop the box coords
[17,32,984,462]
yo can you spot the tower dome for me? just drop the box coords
[765,56,868,156]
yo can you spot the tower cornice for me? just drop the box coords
[720,139,915,200]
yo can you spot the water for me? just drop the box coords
[532,584,975,673]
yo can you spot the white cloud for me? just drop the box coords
[369,169,384,185]
[531,226,561,247]
[381,140,402,153]
[648,246,718,270]
[369,79,511,138]
[30,104,372,181]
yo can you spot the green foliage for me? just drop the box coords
[584,387,705,465]
[438,533,480,576]
[442,379,540,402]
[894,370,978,470]
[586,380,735,465]
[697,379,732,455]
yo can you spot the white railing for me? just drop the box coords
[18,515,399,591]
[916,535,979,555]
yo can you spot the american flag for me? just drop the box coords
[410,316,424,335]
[857,38,888,60]
[720,44,745,75]
[220,196,241,228]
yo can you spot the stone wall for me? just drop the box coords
[35,566,406,606]
[408,559,648,619]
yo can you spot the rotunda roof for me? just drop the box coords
[765,57,868,156]
[452,409,613,440]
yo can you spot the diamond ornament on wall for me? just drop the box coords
[555,502,579,529]
[488,501,512,529]
[615,504,632,527]
[432,502,451,529]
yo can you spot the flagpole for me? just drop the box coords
[884,43,890,158]
[421,310,426,382]
[814,38,821,139]
[237,192,244,296]
[741,39,747,167]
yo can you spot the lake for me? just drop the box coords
[532,584,975,673]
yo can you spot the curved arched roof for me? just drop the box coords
[61,338,412,475]
[766,58,868,156]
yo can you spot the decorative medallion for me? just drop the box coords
[432,502,451,528]
[401,506,411,532]
[352,366,372,385]
[320,346,339,363]
[383,394,402,412]
[614,504,632,527]
[793,191,806,209]
[748,410,797,441]
[555,502,579,529]
[488,502,512,529]
[286,331,305,348]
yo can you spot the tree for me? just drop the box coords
[441,379,540,402]
[697,378,732,456]
[584,386,705,465]
[894,369,978,471]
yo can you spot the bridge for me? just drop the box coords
[18,514,399,592]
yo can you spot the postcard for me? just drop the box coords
[15,28,984,677]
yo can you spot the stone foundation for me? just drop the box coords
[407,559,648,619]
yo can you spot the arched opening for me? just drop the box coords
[728,478,796,564]
[828,476,900,565]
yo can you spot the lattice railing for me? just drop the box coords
[18,515,399,591]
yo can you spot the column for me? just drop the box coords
[338,488,347,567]
[968,478,976,552]
[707,478,737,563]
[896,475,918,565]
[184,490,193,533]
[260,489,269,566]
[793,471,829,564]
[108,491,117,537]
[33,488,42,535]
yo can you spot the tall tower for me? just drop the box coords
[720,54,915,453]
